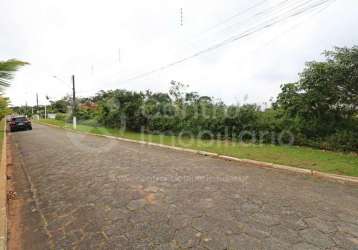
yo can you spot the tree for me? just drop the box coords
[50,96,71,113]
[0,59,28,90]
[97,90,146,131]
[169,80,188,106]
[275,46,358,150]
[0,97,11,119]
[0,59,28,119]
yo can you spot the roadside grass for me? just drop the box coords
[0,119,4,154]
[36,119,358,177]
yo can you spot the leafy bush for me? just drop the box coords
[76,109,96,121]
[44,46,358,152]
[55,113,68,121]
[78,119,99,127]
[324,131,358,152]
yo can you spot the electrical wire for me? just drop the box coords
[195,0,270,37]
[87,0,273,80]
[191,0,292,43]
[242,0,336,56]
[192,0,324,46]
[119,0,334,83]
[88,0,308,84]
[78,0,335,96]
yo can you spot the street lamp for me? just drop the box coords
[52,75,77,129]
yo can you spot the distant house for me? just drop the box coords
[80,102,98,110]
[47,113,56,119]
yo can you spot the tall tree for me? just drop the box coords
[275,46,358,138]
[0,97,10,119]
[0,59,28,89]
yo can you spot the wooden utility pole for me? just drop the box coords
[72,75,77,129]
[180,8,183,26]
[36,93,39,112]
[72,75,76,115]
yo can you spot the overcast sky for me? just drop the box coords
[1,0,357,106]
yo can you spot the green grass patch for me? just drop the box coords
[36,119,358,177]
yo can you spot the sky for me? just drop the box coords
[1,0,358,106]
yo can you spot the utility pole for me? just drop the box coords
[36,93,39,112]
[180,8,183,26]
[72,75,77,129]
[44,104,47,119]
[118,48,121,63]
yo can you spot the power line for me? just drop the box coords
[76,0,335,97]
[197,0,292,36]
[81,0,274,81]
[244,0,336,55]
[192,0,320,45]
[53,75,73,88]
[119,0,333,83]
[196,0,269,36]
[84,0,295,83]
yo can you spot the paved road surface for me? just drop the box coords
[7,123,358,249]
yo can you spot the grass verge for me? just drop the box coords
[36,119,358,177]
[0,119,4,155]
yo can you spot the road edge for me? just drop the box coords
[0,120,7,250]
[37,121,358,185]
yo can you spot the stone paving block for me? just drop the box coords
[227,234,262,249]
[300,228,336,248]
[7,124,358,249]
[292,242,321,250]
[127,199,147,211]
[304,217,337,233]
[338,222,358,238]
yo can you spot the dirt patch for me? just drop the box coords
[144,193,156,204]
[7,139,24,250]
[7,134,51,249]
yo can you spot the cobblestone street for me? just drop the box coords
[7,124,358,249]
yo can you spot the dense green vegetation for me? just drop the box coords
[0,119,4,151]
[37,118,358,177]
[15,46,358,152]
[0,59,28,119]
[275,47,358,151]
[0,97,10,120]
[0,119,4,165]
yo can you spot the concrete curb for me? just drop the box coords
[37,121,358,185]
[0,121,7,250]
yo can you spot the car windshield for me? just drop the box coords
[14,117,27,122]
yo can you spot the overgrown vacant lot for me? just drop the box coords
[38,119,358,177]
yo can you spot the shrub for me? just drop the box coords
[324,131,358,152]
[55,113,68,121]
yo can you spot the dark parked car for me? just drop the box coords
[9,116,32,132]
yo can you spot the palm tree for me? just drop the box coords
[0,59,28,88]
